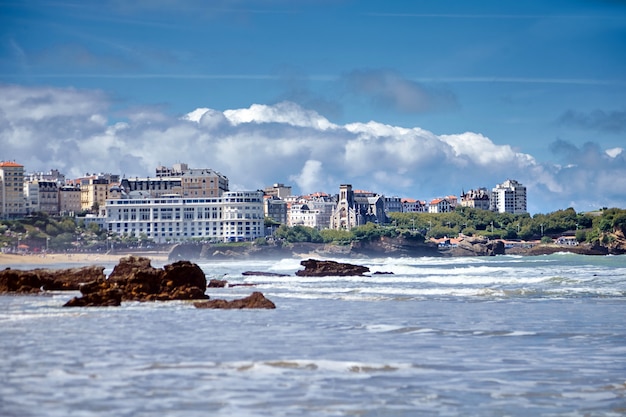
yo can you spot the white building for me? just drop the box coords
[105,191,265,243]
[490,179,527,214]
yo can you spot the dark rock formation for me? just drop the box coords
[194,292,276,309]
[296,259,370,277]
[0,266,106,294]
[445,236,505,256]
[64,280,122,307]
[107,256,209,302]
[208,279,228,287]
[242,271,290,277]
[41,266,106,291]
[0,268,43,293]
[63,256,209,306]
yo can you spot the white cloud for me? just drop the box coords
[1,84,625,213]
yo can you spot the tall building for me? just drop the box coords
[490,179,527,214]
[0,161,25,219]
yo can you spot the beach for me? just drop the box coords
[0,251,169,267]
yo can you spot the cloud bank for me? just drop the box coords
[1,84,625,214]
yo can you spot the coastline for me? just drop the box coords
[0,251,169,267]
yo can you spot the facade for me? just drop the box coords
[490,179,527,214]
[123,165,229,199]
[264,195,288,225]
[59,185,82,215]
[384,196,403,214]
[329,185,386,230]
[263,183,292,199]
[401,198,427,213]
[428,197,455,213]
[78,177,109,212]
[37,181,60,215]
[460,188,490,210]
[105,190,264,243]
[0,161,25,218]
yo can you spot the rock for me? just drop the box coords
[208,279,228,287]
[242,271,290,277]
[107,256,209,302]
[0,268,43,293]
[40,266,106,291]
[295,259,370,277]
[194,292,276,309]
[0,266,106,293]
[63,279,122,307]
[62,256,209,306]
[449,237,505,256]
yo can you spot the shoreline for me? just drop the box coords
[0,251,169,267]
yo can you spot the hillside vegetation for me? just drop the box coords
[2,207,625,253]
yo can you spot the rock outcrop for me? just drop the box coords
[446,236,505,257]
[0,266,105,294]
[63,280,122,307]
[295,259,370,277]
[63,256,209,306]
[194,292,276,309]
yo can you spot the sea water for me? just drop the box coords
[1,253,625,416]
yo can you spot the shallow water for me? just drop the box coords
[1,254,626,416]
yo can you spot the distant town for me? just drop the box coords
[1,160,529,245]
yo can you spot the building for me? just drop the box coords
[0,161,25,219]
[428,196,457,213]
[59,185,82,215]
[329,184,386,230]
[384,196,403,214]
[401,198,427,213]
[37,180,60,215]
[263,183,292,199]
[460,188,490,210]
[122,164,229,199]
[264,195,288,225]
[490,179,527,214]
[105,191,265,243]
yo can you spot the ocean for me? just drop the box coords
[1,253,625,416]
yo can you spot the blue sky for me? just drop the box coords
[1,0,625,214]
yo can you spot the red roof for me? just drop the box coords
[0,161,23,167]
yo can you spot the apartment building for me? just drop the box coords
[59,185,82,215]
[0,161,25,219]
[264,195,288,225]
[105,190,264,243]
[122,164,229,199]
[490,179,527,214]
[263,183,292,199]
[401,198,428,213]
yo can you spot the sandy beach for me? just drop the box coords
[0,251,170,267]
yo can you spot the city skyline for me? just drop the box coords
[1,0,625,214]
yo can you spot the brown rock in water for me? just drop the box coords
[295,259,370,277]
[64,279,122,307]
[63,256,209,306]
[242,271,290,277]
[0,268,43,293]
[107,256,209,302]
[208,279,228,287]
[41,266,106,290]
[0,266,105,293]
[194,292,276,309]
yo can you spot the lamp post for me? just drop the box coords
[46,237,50,253]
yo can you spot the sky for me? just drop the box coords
[1,0,625,214]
